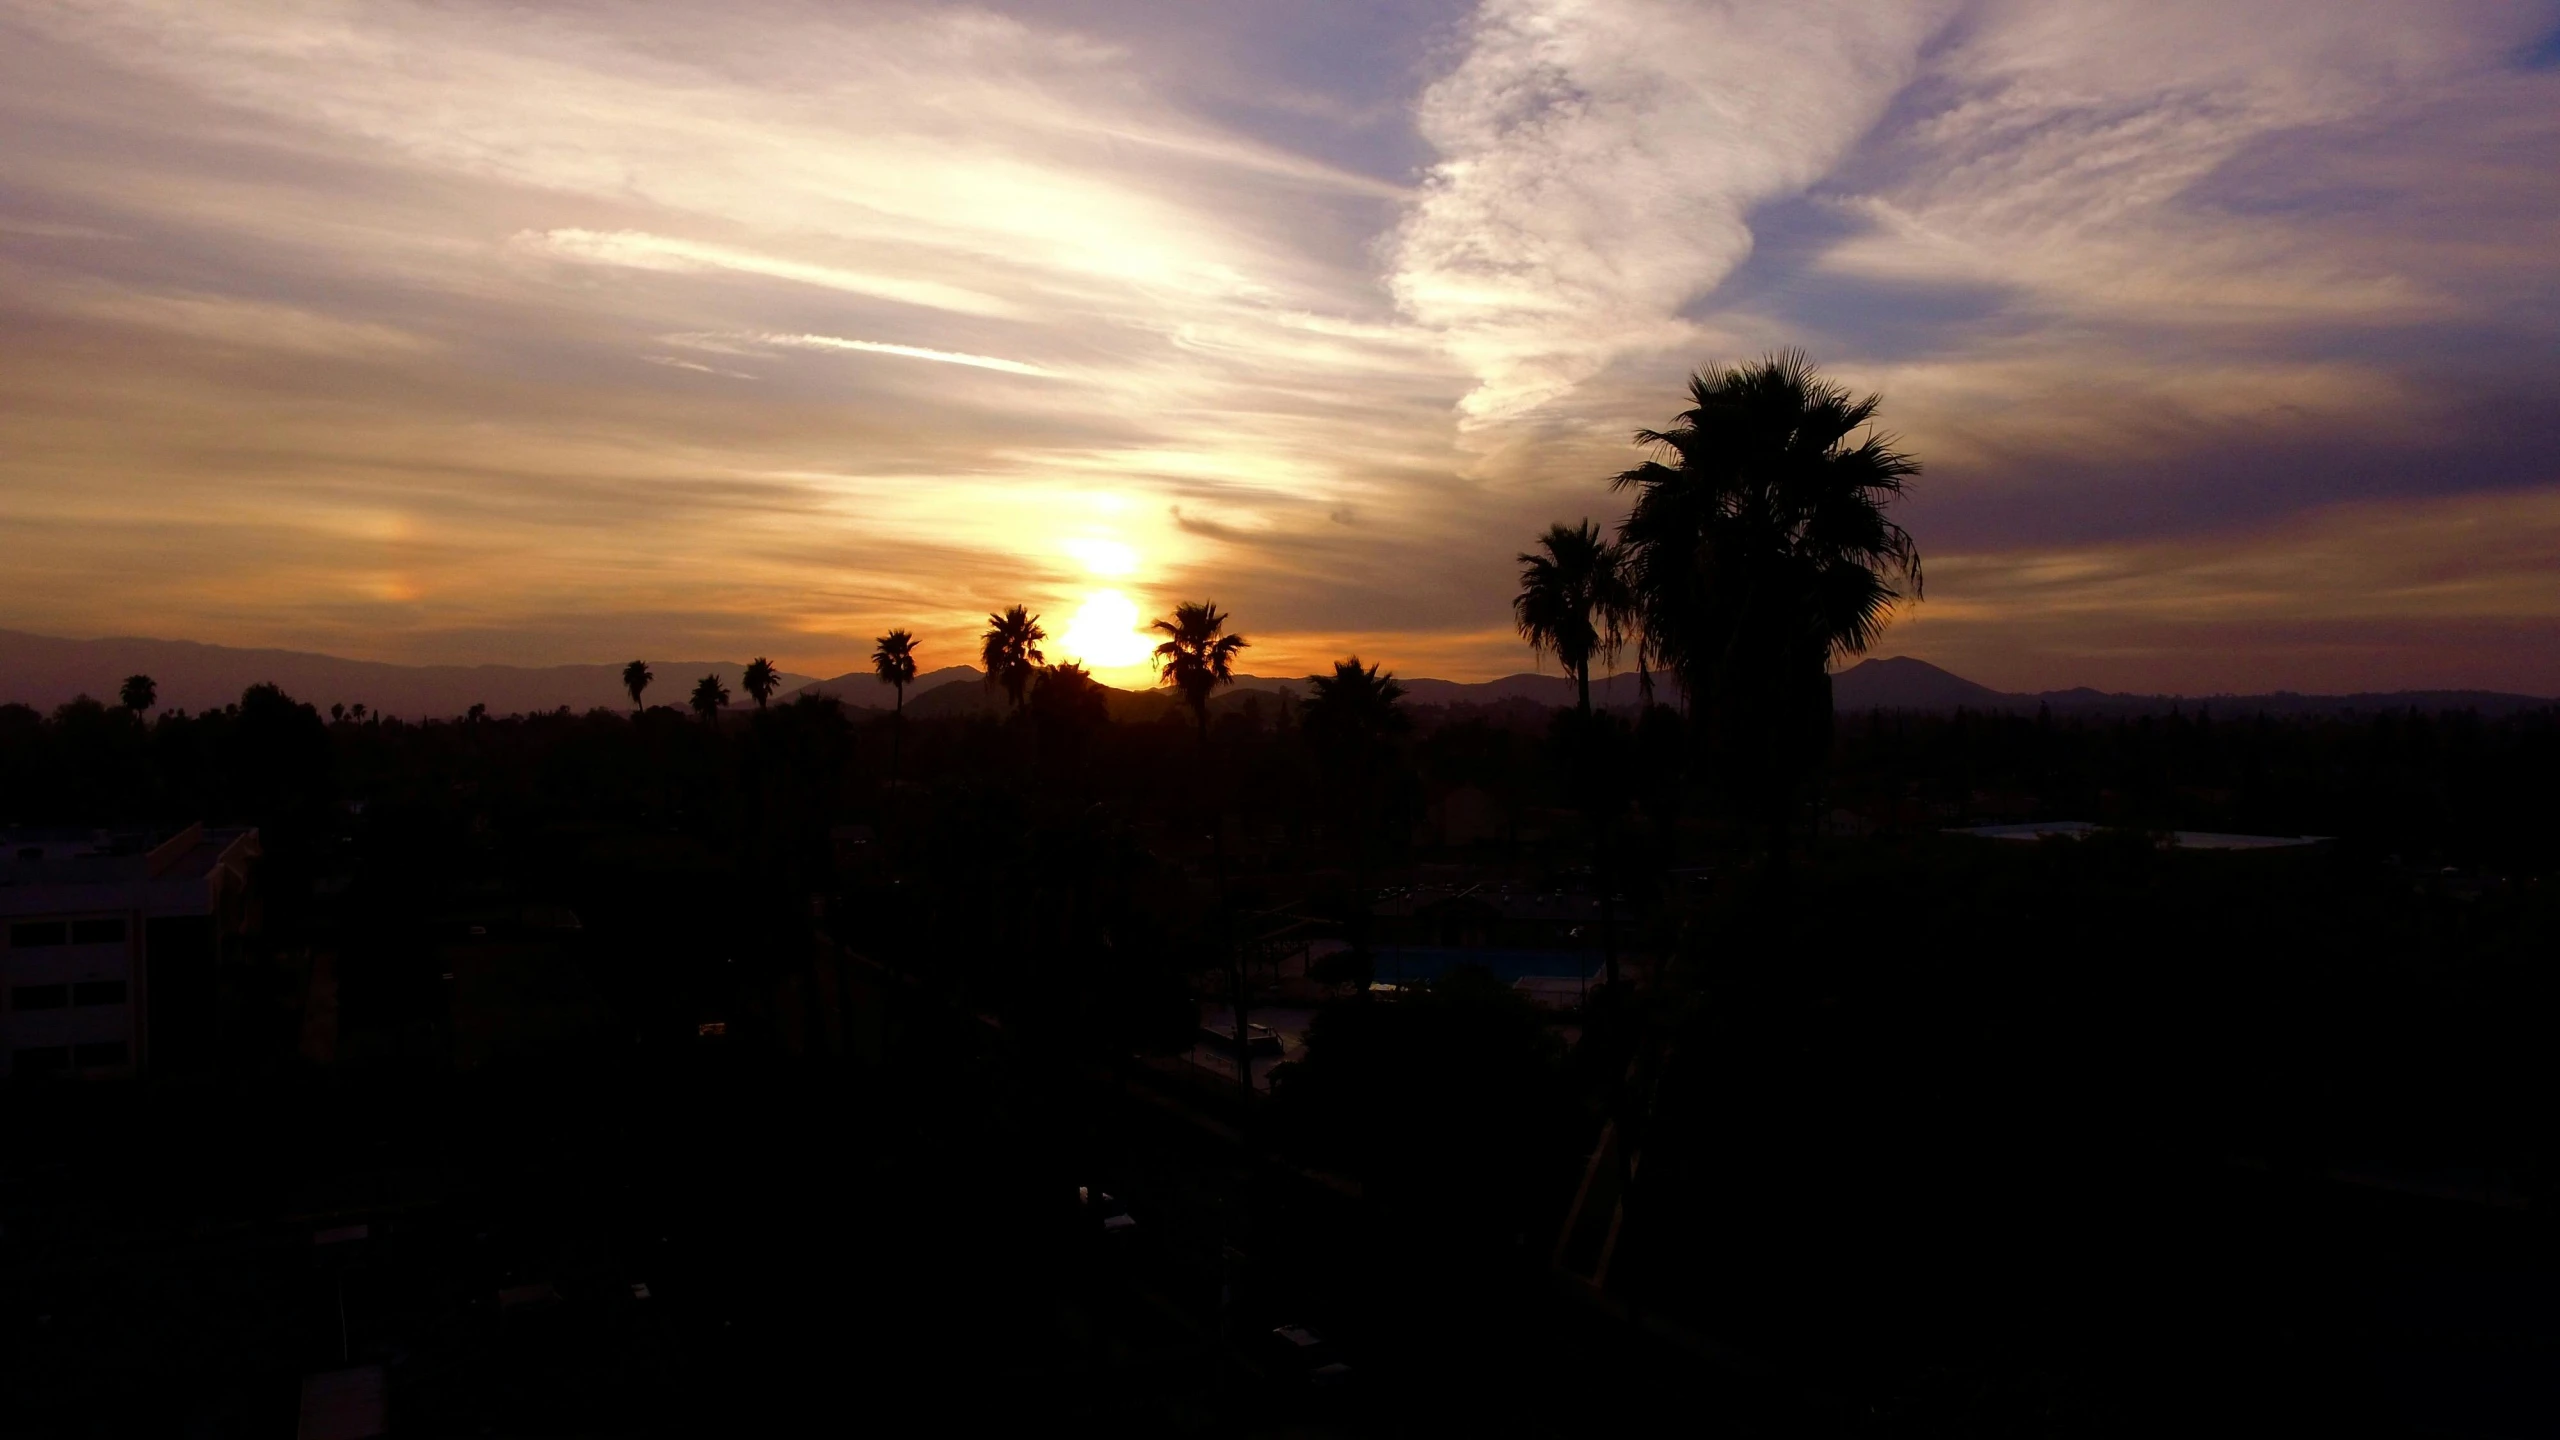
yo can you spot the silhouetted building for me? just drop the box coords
[1,823,258,1080]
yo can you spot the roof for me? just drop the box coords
[1951,821,2326,851]
[0,823,258,916]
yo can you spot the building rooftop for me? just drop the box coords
[1951,821,2328,851]
[0,823,258,912]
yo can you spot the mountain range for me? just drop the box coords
[2,628,2548,720]
[0,629,814,719]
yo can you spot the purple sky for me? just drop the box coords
[2,0,2556,692]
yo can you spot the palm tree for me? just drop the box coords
[1614,351,1921,850]
[623,660,653,716]
[1515,521,1632,718]
[1517,520,1636,988]
[872,629,918,774]
[1304,657,1408,757]
[351,703,368,723]
[980,606,1046,713]
[331,703,346,724]
[690,673,729,723]
[1151,601,1249,742]
[1302,657,1409,995]
[119,674,156,714]
[743,657,779,709]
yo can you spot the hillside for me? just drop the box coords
[0,629,813,720]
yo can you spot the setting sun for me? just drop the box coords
[1057,589,1155,680]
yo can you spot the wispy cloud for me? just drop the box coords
[519,230,1021,319]
[1389,0,1950,422]
[676,331,1054,378]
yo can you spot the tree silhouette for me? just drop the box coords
[466,702,486,724]
[1031,660,1110,756]
[119,674,156,715]
[331,703,346,724]
[981,606,1046,713]
[1304,657,1409,963]
[1304,657,1408,760]
[873,629,919,774]
[1615,351,1920,851]
[1515,520,1632,719]
[743,657,779,710]
[1151,601,1248,743]
[1517,519,1636,987]
[351,703,368,723]
[623,659,653,716]
[690,673,729,723]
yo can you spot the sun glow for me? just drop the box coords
[1058,588,1156,679]
[1063,536,1139,577]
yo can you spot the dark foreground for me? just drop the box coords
[8,976,2557,1437]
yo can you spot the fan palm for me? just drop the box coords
[689,673,729,722]
[873,628,918,773]
[1303,657,1408,759]
[980,606,1046,713]
[1614,351,1921,846]
[1151,601,1248,742]
[1304,657,1409,972]
[623,660,653,716]
[1514,521,1632,718]
[118,673,156,714]
[742,657,779,709]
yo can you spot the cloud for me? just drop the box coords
[1388,0,1950,422]
[692,331,1054,378]
[518,229,1022,319]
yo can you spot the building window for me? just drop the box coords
[9,921,66,948]
[73,1041,128,1068]
[14,1046,68,1076]
[74,980,128,1006]
[71,918,126,945]
[11,984,67,1011]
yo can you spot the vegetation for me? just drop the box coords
[1513,521,1630,719]
[689,672,729,721]
[1614,352,1921,849]
[980,606,1045,712]
[742,657,780,709]
[622,659,652,715]
[1150,600,1248,741]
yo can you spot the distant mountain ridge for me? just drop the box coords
[3,629,2545,723]
[1830,656,2555,718]
[0,629,813,719]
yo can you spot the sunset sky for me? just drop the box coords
[3,1,2557,693]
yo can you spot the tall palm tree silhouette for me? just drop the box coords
[118,673,156,715]
[623,660,653,716]
[980,606,1046,713]
[1304,657,1408,767]
[872,629,918,773]
[1304,657,1409,968]
[1515,520,1632,719]
[1615,351,1921,849]
[742,657,779,709]
[1150,601,1248,742]
[689,673,729,723]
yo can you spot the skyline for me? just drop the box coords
[4,2,2558,693]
